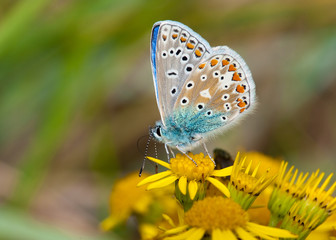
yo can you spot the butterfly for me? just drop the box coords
[149,20,256,161]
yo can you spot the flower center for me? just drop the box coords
[170,153,215,181]
[184,196,248,231]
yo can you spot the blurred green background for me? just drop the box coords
[0,0,335,239]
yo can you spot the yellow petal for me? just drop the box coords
[162,214,176,228]
[246,222,297,238]
[212,166,233,177]
[186,227,205,240]
[206,177,230,197]
[163,225,189,236]
[137,170,173,186]
[188,180,198,200]
[147,175,178,190]
[178,176,187,195]
[100,216,120,231]
[235,227,258,240]
[147,156,171,169]
[214,229,237,240]
[164,228,197,240]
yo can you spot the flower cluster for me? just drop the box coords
[101,150,336,240]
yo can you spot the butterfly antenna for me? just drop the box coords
[139,135,151,177]
[154,141,158,173]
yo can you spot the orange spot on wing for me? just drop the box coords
[162,35,167,40]
[237,100,246,108]
[186,42,195,49]
[198,63,206,69]
[222,60,229,66]
[195,49,202,57]
[210,59,218,67]
[180,37,187,42]
[240,108,246,113]
[229,64,237,71]
[172,34,178,39]
[236,85,245,93]
[232,72,241,81]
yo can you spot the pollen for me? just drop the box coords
[170,153,215,181]
[184,197,248,231]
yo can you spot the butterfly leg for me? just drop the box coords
[164,144,171,163]
[169,147,175,158]
[203,143,216,167]
[176,146,198,167]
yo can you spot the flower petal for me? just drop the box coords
[235,227,258,240]
[162,214,176,228]
[163,225,189,236]
[137,170,173,186]
[216,229,237,240]
[186,227,205,240]
[147,175,178,190]
[246,222,297,238]
[178,176,187,195]
[206,177,230,197]
[147,156,171,169]
[188,180,198,200]
[212,166,233,177]
[165,228,197,240]
[100,216,120,231]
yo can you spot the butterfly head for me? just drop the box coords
[149,121,164,143]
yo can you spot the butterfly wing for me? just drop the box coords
[150,20,212,125]
[174,46,256,138]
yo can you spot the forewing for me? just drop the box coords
[174,46,256,136]
[150,20,212,124]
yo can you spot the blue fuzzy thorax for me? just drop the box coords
[160,107,223,149]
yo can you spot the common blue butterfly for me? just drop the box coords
[149,20,256,160]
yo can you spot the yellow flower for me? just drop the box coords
[268,161,309,226]
[229,152,276,210]
[281,170,336,239]
[137,153,232,202]
[101,172,174,232]
[162,196,297,240]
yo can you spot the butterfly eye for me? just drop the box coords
[156,126,162,137]
[181,97,189,105]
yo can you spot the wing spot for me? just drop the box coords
[176,48,182,56]
[201,75,207,81]
[240,108,246,113]
[168,48,175,56]
[173,28,179,33]
[162,51,167,58]
[198,63,206,69]
[220,75,225,81]
[181,97,189,105]
[172,34,178,39]
[206,110,212,116]
[186,81,194,89]
[213,71,220,77]
[221,116,227,122]
[186,43,195,50]
[182,55,189,62]
[224,103,231,111]
[222,60,229,66]
[162,35,167,41]
[167,69,178,77]
[232,72,241,81]
[197,103,204,110]
[180,37,187,42]
[222,94,229,100]
[224,85,229,89]
[236,85,245,93]
[186,65,193,72]
[210,59,219,67]
[229,64,237,71]
[171,87,177,95]
[195,49,202,57]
